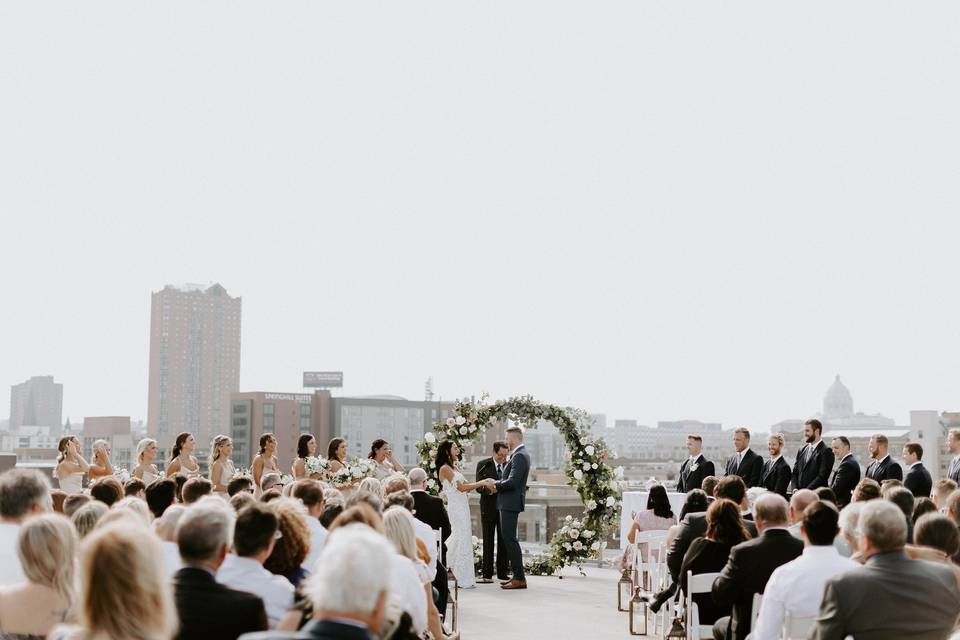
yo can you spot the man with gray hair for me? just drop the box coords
[173,497,267,639]
[711,493,804,640]
[0,468,51,586]
[811,500,960,640]
[408,466,451,614]
[300,523,395,639]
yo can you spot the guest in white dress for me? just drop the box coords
[252,434,280,498]
[132,438,160,485]
[370,439,405,480]
[208,435,236,494]
[435,441,485,589]
[53,436,88,495]
[165,432,201,480]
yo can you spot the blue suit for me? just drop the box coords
[495,443,531,581]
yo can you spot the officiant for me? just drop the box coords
[475,441,510,583]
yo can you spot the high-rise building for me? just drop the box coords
[82,417,135,471]
[9,375,63,432]
[147,284,241,460]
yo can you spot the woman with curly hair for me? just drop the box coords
[264,498,312,587]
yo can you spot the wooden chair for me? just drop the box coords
[685,571,721,640]
[782,612,817,639]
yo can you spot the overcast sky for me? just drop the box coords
[2,2,958,432]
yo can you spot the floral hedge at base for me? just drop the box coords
[415,394,622,577]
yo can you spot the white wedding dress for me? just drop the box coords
[57,471,84,495]
[441,470,476,588]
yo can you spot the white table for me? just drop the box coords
[619,491,688,549]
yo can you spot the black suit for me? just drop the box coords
[949,456,960,485]
[865,455,903,483]
[829,454,861,506]
[711,529,804,640]
[475,457,508,579]
[410,489,451,615]
[725,449,763,488]
[676,454,715,493]
[667,512,757,583]
[791,440,834,491]
[173,567,267,640]
[759,457,791,497]
[903,462,933,498]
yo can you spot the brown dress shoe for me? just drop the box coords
[499,578,513,585]
[501,579,527,590]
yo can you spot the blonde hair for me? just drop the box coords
[110,496,153,527]
[136,438,157,463]
[18,514,77,616]
[71,501,109,539]
[383,506,418,562]
[78,523,177,640]
[96,507,151,531]
[358,477,383,499]
[768,433,785,447]
[210,434,231,465]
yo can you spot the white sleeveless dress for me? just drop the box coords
[141,468,160,485]
[441,471,476,588]
[57,471,84,495]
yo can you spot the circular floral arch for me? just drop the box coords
[416,394,622,576]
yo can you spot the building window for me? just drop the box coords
[263,403,274,415]
[264,415,274,429]
[233,403,248,414]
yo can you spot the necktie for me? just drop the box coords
[496,464,502,478]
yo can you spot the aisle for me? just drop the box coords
[456,566,635,639]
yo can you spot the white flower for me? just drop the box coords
[590,541,601,551]
[573,541,583,550]
[563,543,572,551]
[583,530,595,539]
[573,470,583,481]
[565,515,573,522]
[606,496,616,507]
[459,426,468,435]
[579,437,588,446]
[471,535,479,545]
[446,418,456,427]
[568,529,579,539]
[424,432,436,444]
[591,463,598,470]
[430,448,437,458]
[468,425,476,432]
[455,416,466,425]
[585,445,595,456]
[427,479,436,487]
[586,499,597,511]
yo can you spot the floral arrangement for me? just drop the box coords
[304,456,330,477]
[415,394,621,576]
[113,467,131,484]
[331,457,377,488]
[472,536,483,575]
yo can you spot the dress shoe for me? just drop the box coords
[501,579,527,590]
[497,575,511,581]
[477,578,494,584]
[499,578,513,585]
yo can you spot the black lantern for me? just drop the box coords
[617,570,633,611]
[629,587,648,635]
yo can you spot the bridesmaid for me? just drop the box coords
[54,436,88,494]
[87,440,114,482]
[208,435,236,493]
[327,437,348,474]
[252,433,280,495]
[132,438,160,484]
[292,434,321,480]
[369,438,405,480]
[165,432,201,479]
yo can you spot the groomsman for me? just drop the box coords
[676,435,715,493]
[760,433,791,497]
[725,427,763,487]
[829,436,861,507]
[901,442,933,498]
[864,434,903,483]
[947,429,960,485]
[474,442,509,583]
[791,419,834,491]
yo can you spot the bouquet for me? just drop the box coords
[331,457,377,488]
[305,456,330,477]
[114,467,131,483]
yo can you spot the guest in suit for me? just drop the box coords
[475,442,509,583]
[901,442,933,499]
[946,428,960,485]
[828,436,860,507]
[811,500,960,640]
[933,478,958,513]
[711,493,804,640]
[865,434,903,484]
[676,434,715,493]
[791,419,834,491]
[786,489,818,538]
[172,499,268,640]
[678,499,751,626]
[701,476,720,501]
[408,468,451,614]
[760,433,791,497]
[299,523,397,640]
[724,428,763,488]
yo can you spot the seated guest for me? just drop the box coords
[814,486,837,506]
[383,474,411,496]
[912,497,938,525]
[90,477,123,507]
[319,500,345,529]
[228,475,255,497]
[667,490,710,548]
[70,501,108,539]
[110,496,154,527]
[292,479,328,571]
[384,491,439,582]
[933,479,958,512]
[835,501,864,559]
[711,494,804,640]
[678,499,750,626]
[145,478,177,519]
[744,487,768,520]
[124,478,147,499]
[811,500,960,640]
[852,477,881,503]
[947,489,960,527]
[786,489,818,538]
[49,521,177,640]
[0,514,77,638]
[182,477,213,505]
[50,490,67,514]
[217,503,295,627]
[230,492,256,513]
[264,497,312,587]
[174,475,188,503]
[62,494,90,518]
[752,501,858,640]
[173,498,268,639]
[901,442,933,498]
[358,477,384,500]
[260,488,283,503]
[701,476,720,500]
[0,468,52,587]
[298,523,395,640]
[880,479,903,496]
[260,472,283,494]
[155,504,186,576]
[618,484,676,572]
[911,513,960,571]
[885,486,916,543]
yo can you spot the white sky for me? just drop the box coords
[2,2,959,431]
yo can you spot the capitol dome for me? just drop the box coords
[823,375,854,419]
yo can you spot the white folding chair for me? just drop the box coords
[782,612,817,640]
[686,571,721,640]
[632,530,670,590]
[434,529,458,630]
[751,592,763,629]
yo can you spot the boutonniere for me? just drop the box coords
[689,463,699,472]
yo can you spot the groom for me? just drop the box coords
[483,425,530,590]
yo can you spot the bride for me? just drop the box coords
[435,441,485,588]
